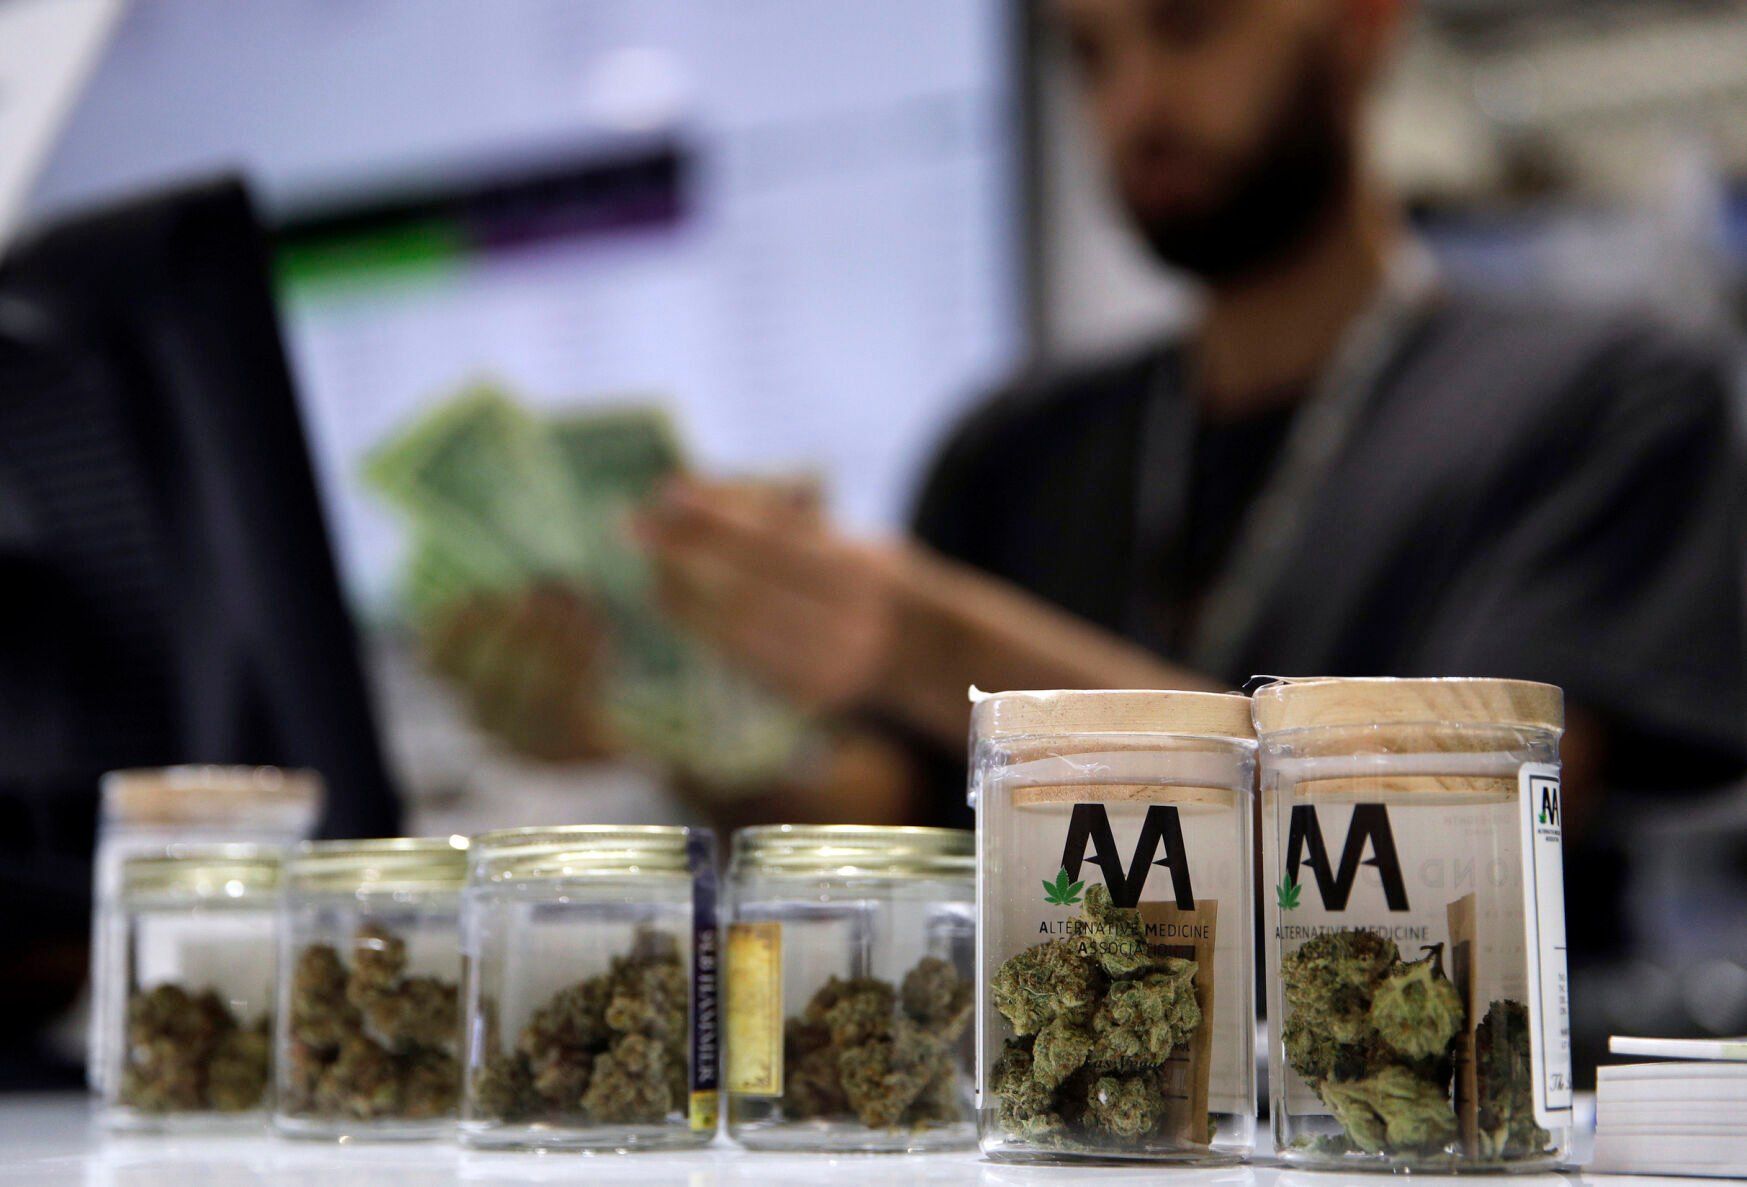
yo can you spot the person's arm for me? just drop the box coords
[635,479,1218,755]
[684,723,926,833]
[888,539,1223,745]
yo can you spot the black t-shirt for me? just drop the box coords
[1172,401,1296,652]
[910,293,1747,824]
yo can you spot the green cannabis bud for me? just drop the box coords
[1321,1064,1459,1155]
[1090,960,1201,1067]
[1280,931,1461,1159]
[989,939,1101,1035]
[1474,999,1552,1160]
[989,1039,1062,1139]
[1369,946,1464,1061]
[1086,1073,1170,1139]
[780,955,971,1131]
[469,926,690,1127]
[989,884,1203,1149]
[1281,929,1398,1063]
[118,984,270,1114]
[1081,882,1158,979]
[283,923,461,1122]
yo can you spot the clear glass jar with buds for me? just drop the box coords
[459,825,718,1152]
[100,844,280,1130]
[724,825,976,1153]
[90,766,321,1094]
[274,836,469,1140]
[970,689,1258,1165]
[1255,677,1572,1172]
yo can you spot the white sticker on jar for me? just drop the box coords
[1517,763,1573,1128]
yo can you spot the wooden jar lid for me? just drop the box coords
[970,688,1255,742]
[101,765,323,825]
[1251,677,1562,736]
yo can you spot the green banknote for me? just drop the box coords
[363,385,593,583]
[547,405,684,606]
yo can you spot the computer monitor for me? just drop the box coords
[0,176,401,863]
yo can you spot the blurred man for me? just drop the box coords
[639,0,1747,835]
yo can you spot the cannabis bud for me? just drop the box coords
[470,926,690,1126]
[119,984,270,1114]
[1369,947,1465,1061]
[989,884,1202,1150]
[1320,1064,1459,1155]
[283,922,461,1122]
[1280,931,1461,1157]
[1474,999,1552,1160]
[780,955,971,1131]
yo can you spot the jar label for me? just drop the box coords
[725,921,783,1095]
[689,832,721,1130]
[1135,897,1224,1138]
[1517,763,1573,1127]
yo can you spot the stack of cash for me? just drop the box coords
[364,384,808,796]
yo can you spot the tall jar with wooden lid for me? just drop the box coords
[90,767,323,1094]
[1253,677,1571,1171]
[971,689,1257,1164]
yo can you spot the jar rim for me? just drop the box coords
[470,825,707,882]
[730,824,971,879]
[286,835,470,893]
[1251,677,1563,735]
[970,688,1255,742]
[121,843,281,898]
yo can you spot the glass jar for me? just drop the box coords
[1255,677,1571,1171]
[724,825,975,1153]
[458,825,718,1152]
[275,836,468,1140]
[100,845,280,1130]
[90,767,321,1092]
[971,689,1258,1165]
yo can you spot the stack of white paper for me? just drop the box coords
[1590,1037,1747,1178]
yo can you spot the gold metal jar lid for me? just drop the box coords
[1251,677,1564,736]
[285,836,470,894]
[970,688,1255,742]
[470,825,703,883]
[101,765,324,825]
[730,824,971,879]
[120,844,281,900]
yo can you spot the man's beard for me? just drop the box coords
[1128,50,1352,285]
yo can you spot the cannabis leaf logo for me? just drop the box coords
[1042,868,1085,907]
[1276,874,1302,911]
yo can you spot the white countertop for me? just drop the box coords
[0,1093,1687,1186]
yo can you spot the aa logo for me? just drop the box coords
[1537,781,1561,828]
[1284,804,1409,912]
[1058,804,1194,910]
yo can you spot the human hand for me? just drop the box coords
[634,477,901,713]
